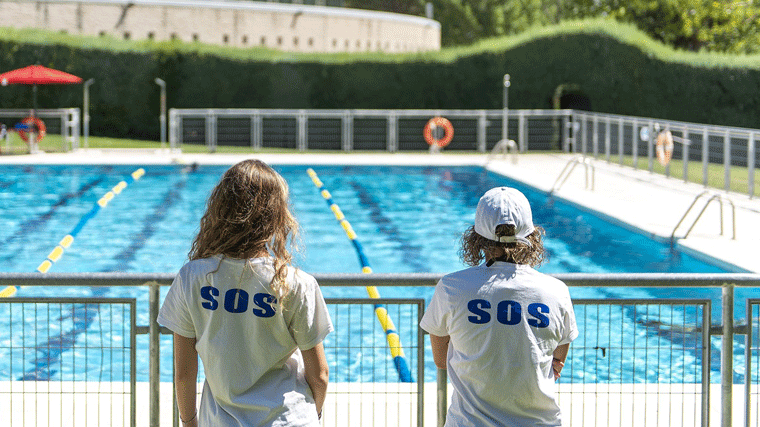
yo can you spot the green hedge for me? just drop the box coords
[0,18,758,140]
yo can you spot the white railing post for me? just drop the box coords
[749,132,756,199]
[724,130,731,192]
[722,283,734,427]
[150,282,161,427]
[477,111,487,153]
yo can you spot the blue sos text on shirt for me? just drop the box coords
[200,285,277,317]
[467,299,550,327]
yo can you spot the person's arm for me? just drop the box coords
[552,343,570,380]
[302,343,329,419]
[174,333,199,427]
[429,334,450,370]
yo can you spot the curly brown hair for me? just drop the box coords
[189,159,299,300]
[459,224,547,268]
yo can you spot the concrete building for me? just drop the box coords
[0,0,441,53]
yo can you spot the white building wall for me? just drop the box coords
[0,0,441,53]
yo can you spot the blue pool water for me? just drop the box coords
[0,164,743,384]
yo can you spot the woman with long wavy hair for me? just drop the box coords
[159,159,333,427]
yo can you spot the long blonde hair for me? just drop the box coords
[189,159,299,299]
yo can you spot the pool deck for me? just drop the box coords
[3,148,758,273]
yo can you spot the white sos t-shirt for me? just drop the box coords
[158,255,333,427]
[420,261,578,427]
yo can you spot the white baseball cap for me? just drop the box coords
[474,187,535,245]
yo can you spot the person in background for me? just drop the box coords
[420,186,578,426]
[158,159,333,427]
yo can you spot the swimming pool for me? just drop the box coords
[0,164,741,383]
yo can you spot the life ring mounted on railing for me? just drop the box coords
[17,116,47,143]
[655,130,674,166]
[424,116,454,148]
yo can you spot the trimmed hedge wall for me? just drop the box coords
[0,19,758,140]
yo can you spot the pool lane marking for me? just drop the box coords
[19,174,189,381]
[0,176,107,254]
[348,181,428,273]
[0,168,146,298]
[103,176,187,271]
[306,168,412,383]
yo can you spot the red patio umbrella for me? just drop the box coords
[0,64,83,115]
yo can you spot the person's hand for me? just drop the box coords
[552,358,564,380]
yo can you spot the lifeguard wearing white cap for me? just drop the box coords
[474,187,535,245]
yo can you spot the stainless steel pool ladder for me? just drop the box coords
[486,138,518,164]
[551,155,595,193]
[671,191,736,240]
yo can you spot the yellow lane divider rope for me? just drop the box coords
[306,168,412,382]
[0,168,146,298]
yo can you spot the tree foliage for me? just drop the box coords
[344,0,760,53]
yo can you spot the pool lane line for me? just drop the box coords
[19,175,187,381]
[0,168,146,298]
[306,168,412,383]
[102,176,187,272]
[348,181,428,273]
[0,175,107,251]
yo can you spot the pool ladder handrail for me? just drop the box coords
[670,190,736,240]
[551,155,595,193]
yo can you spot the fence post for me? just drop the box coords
[592,115,598,158]
[618,117,624,165]
[150,282,161,427]
[749,132,756,199]
[724,130,731,192]
[647,120,654,172]
[632,119,639,169]
[703,128,710,187]
[722,283,734,427]
[387,112,397,152]
[604,115,611,162]
[297,111,307,152]
[477,111,487,153]
[437,368,447,427]
[168,109,177,151]
[683,126,690,183]
[518,111,526,152]
[251,112,262,151]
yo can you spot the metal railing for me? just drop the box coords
[0,108,81,152]
[168,107,758,198]
[570,111,759,198]
[2,272,760,427]
[0,297,136,427]
[168,108,572,153]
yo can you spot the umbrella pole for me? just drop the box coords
[30,84,38,153]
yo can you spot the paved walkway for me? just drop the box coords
[2,149,758,272]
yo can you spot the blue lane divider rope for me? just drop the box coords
[0,168,146,298]
[306,168,412,382]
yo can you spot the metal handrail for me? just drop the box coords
[3,273,760,427]
[486,138,518,164]
[551,155,595,192]
[671,190,737,240]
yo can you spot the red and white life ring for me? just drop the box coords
[423,117,454,148]
[656,130,673,166]
[17,117,47,143]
